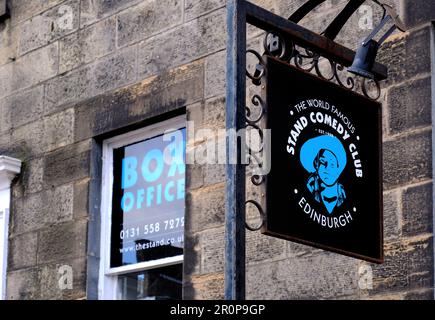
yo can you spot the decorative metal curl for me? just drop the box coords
[245,200,265,231]
[246,95,265,126]
[247,150,265,184]
[313,56,335,81]
[263,31,287,59]
[333,63,355,90]
[246,49,265,85]
[251,174,264,186]
[246,151,265,185]
[362,77,381,100]
[257,33,383,100]
[246,123,264,154]
[293,47,317,72]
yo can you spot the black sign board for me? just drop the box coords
[262,56,383,263]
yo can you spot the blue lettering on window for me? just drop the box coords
[165,180,175,202]
[141,149,164,182]
[121,192,134,212]
[121,157,138,189]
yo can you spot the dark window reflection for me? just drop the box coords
[117,264,182,300]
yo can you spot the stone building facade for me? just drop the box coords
[0,0,433,299]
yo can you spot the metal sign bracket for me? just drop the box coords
[225,0,390,300]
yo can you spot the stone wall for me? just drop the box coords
[183,0,435,300]
[0,0,433,300]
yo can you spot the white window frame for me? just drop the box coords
[98,115,186,300]
[0,156,21,300]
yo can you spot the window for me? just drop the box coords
[99,116,185,300]
[0,156,21,300]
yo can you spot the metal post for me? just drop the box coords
[225,0,246,300]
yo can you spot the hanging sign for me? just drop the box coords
[262,56,383,263]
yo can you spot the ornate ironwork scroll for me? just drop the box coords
[226,0,391,299]
[251,31,382,101]
[244,30,383,232]
[245,91,267,231]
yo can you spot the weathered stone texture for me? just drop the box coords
[137,9,226,78]
[383,130,432,190]
[10,120,45,158]
[247,252,359,299]
[378,26,432,87]
[0,0,432,301]
[200,227,225,274]
[370,236,433,294]
[45,46,137,115]
[184,273,224,300]
[22,157,44,195]
[246,230,287,264]
[73,179,90,220]
[400,0,435,28]
[186,102,205,191]
[0,42,58,98]
[404,289,434,300]
[44,108,75,152]
[402,183,433,236]
[387,76,432,134]
[183,232,201,278]
[0,20,18,67]
[80,0,143,26]
[60,17,116,73]
[6,268,40,300]
[38,258,87,300]
[383,191,401,241]
[6,258,86,300]
[204,50,226,99]
[74,60,203,141]
[0,85,44,131]
[37,220,88,264]
[186,183,225,233]
[9,0,66,25]
[203,96,226,130]
[185,0,225,21]
[18,0,80,56]
[11,183,74,235]
[8,232,38,270]
[117,0,183,47]
[43,141,91,188]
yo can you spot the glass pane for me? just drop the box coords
[111,128,186,268]
[117,264,182,300]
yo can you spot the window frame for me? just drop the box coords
[98,115,186,300]
[0,156,21,300]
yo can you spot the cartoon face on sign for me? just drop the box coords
[300,135,347,214]
[262,56,383,262]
